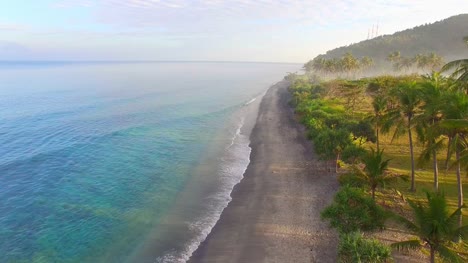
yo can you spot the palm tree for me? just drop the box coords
[353,148,406,199]
[414,53,428,71]
[450,119,468,173]
[387,51,401,63]
[360,56,374,74]
[392,191,468,263]
[324,58,340,77]
[417,72,446,191]
[395,57,415,74]
[442,59,468,85]
[309,57,326,74]
[442,36,468,92]
[440,92,468,211]
[385,82,423,192]
[426,53,444,71]
[341,52,360,78]
[369,95,387,152]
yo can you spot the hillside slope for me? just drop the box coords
[314,14,468,67]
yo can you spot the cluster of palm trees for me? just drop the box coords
[369,71,467,199]
[340,69,468,263]
[303,52,373,78]
[337,37,468,263]
[387,51,444,73]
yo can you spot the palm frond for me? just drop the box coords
[441,59,468,72]
[390,212,419,233]
[418,139,445,166]
[439,119,468,129]
[454,225,468,240]
[391,240,421,250]
[458,71,468,82]
[437,244,465,263]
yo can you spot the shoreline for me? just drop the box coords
[125,89,265,263]
[188,80,339,262]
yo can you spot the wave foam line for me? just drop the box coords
[155,116,251,263]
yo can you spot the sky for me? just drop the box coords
[1,0,468,63]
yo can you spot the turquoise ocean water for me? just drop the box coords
[0,62,299,262]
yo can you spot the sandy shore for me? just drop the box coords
[188,80,339,263]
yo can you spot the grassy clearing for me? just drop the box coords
[365,133,468,220]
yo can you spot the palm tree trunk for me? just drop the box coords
[376,126,380,152]
[445,136,452,170]
[456,147,463,240]
[335,152,340,173]
[408,118,416,192]
[433,149,439,191]
[456,149,463,207]
[430,247,435,263]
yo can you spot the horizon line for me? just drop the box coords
[0,60,302,65]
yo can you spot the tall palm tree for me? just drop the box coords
[360,56,374,74]
[417,72,446,191]
[369,95,387,152]
[392,191,468,263]
[395,57,415,74]
[426,52,444,71]
[439,91,468,232]
[324,58,340,77]
[414,53,428,71]
[310,57,326,74]
[353,148,406,199]
[385,82,423,192]
[450,119,468,173]
[387,51,401,63]
[341,52,360,78]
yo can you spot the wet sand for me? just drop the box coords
[188,80,339,263]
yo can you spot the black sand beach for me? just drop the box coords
[188,81,339,263]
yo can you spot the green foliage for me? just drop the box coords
[341,144,367,163]
[321,186,388,233]
[347,120,377,144]
[290,78,375,164]
[314,129,352,159]
[351,148,408,199]
[338,232,392,263]
[391,191,468,263]
[338,172,366,188]
[304,52,371,78]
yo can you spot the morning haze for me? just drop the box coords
[1,1,468,263]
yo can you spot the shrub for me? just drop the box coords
[338,172,365,188]
[341,144,366,163]
[339,232,392,263]
[321,186,387,233]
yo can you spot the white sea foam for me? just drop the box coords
[244,97,256,106]
[155,106,254,263]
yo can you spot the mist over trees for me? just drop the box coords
[306,14,468,71]
[290,19,468,261]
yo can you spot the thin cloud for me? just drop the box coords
[4,0,468,62]
[0,22,28,31]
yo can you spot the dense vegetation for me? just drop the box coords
[307,14,468,71]
[288,35,468,262]
[304,52,444,78]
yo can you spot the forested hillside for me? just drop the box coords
[313,14,468,68]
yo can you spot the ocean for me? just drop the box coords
[0,61,299,262]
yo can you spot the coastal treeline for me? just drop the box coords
[304,51,444,78]
[287,36,468,262]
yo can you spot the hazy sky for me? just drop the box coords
[1,1,468,62]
